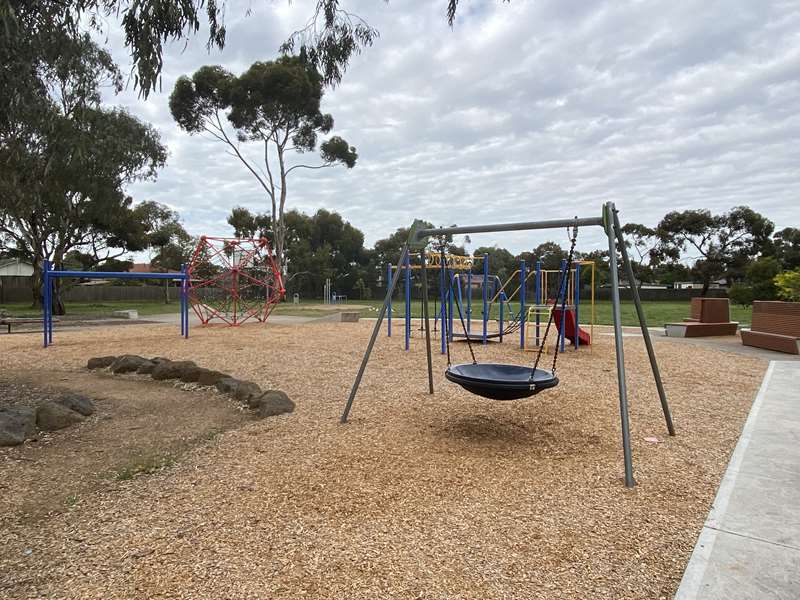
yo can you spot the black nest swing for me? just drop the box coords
[439,223,578,401]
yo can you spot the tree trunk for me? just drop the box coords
[30,260,44,309]
[700,278,711,297]
[164,279,171,304]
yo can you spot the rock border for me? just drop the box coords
[88,355,295,419]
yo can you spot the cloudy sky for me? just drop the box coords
[108,0,800,256]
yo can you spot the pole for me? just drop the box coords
[420,250,434,394]
[467,271,472,333]
[499,291,505,343]
[534,260,541,346]
[439,255,447,354]
[520,260,526,350]
[559,258,567,353]
[605,203,635,487]
[42,260,50,348]
[574,262,581,350]
[612,208,675,436]
[404,252,411,351]
[386,262,392,338]
[180,264,185,338]
[448,270,454,342]
[341,244,411,423]
[482,253,489,344]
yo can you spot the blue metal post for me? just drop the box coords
[520,260,526,350]
[448,271,454,342]
[466,271,472,333]
[439,257,447,354]
[386,262,392,337]
[42,260,50,347]
[575,263,581,349]
[534,260,541,346]
[404,253,411,351]
[559,259,567,353]
[482,253,489,344]
[182,264,189,339]
[499,291,505,343]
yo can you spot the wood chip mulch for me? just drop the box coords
[0,321,767,599]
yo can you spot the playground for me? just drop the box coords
[0,315,768,598]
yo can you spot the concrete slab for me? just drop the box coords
[676,361,800,599]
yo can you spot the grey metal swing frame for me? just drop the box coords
[340,201,675,488]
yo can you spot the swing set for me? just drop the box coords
[341,202,675,488]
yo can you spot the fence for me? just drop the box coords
[0,276,176,304]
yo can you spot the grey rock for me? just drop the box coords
[151,360,197,381]
[233,381,262,403]
[87,356,116,370]
[0,406,36,446]
[252,390,295,417]
[179,366,209,383]
[56,393,95,416]
[150,357,171,364]
[110,355,149,374]
[215,378,241,394]
[36,401,84,431]
[197,370,229,386]
[136,361,158,375]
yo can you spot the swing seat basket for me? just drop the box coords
[445,363,559,401]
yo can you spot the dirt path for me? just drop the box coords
[0,369,255,521]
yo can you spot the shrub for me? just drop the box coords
[728,283,754,306]
[775,269,800,302]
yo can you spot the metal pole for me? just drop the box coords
[574,262,581,350]
[180,264,185,338]
[467,271,472,333]
[482,253,489,344]
[404,253,411,351]
[519,260,526,350]
[439,263,447,354]
[415,216,605,240]
[605,203,635,488]
[341,245,411,423]
[386,263,392,338]
[612,208,675,436]
[448,270,454,341]
[499,291,505,343]
[419,250,434,394]
[534,260,541,346]
[42,260,50,348]
[559,258,567,353]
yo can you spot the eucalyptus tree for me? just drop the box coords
[169,56,358,273]
[0,35,167,311]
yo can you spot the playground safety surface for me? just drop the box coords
[0,320,767,599]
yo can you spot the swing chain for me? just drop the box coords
[531,219,579,379]
[439,241,477,367]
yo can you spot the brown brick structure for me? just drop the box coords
[665,297,738,338]
[741,301,800,354]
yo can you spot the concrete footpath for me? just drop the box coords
[676,361,800,599]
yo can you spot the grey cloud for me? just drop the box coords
[107,0,798,257]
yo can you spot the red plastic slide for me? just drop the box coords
[551,307,591,346]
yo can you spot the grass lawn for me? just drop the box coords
[355,298,752,327]
[1,298,753,327]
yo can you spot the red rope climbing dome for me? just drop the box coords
[187,236,285,326]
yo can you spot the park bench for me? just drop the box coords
[664,297,738,337]
[0,317,58,334]
[741,301,800,355]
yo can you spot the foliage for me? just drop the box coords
[728,283,754,307]
[170,56,357,273]
[655,207,774,295]
[473,246,517,283]
[774,269,800,302]
[773,227,800,270]
[744,256,780,301]
[0,33,166,313]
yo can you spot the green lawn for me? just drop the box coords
[1,298,752,328]
[357,299,752,328]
